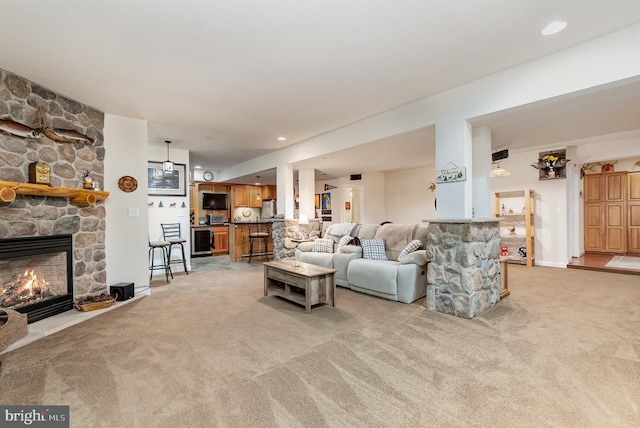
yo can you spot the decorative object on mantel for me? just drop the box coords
[118,175,138,193]
[27,161,51,185]
[531,149,569,180]
[83,170,94,189]
[324,184,337,190]
[436,161,466,183]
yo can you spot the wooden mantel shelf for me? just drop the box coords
[0,181,110,206]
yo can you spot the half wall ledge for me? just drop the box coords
[423,218,502,318]
[0,181,109,206]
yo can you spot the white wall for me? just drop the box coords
[104,114,150,291]
[490,147,568,267]
[147,145,191,273]
[385,165,437,223]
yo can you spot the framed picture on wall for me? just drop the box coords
[321,192,331,210]
[148,161,187,196]
[315,194,320,209]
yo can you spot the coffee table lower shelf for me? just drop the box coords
[263,261,337,314]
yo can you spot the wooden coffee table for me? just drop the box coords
[263,261,337,314]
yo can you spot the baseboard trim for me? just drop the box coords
[534,260,567,268]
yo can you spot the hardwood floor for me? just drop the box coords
[567,253,640,275]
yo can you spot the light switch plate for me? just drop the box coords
[128,208,139,217]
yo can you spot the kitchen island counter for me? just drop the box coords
[229,221,274,262]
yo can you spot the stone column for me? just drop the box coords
[425,219,501,318]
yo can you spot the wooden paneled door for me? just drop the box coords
[584,174,603,203]
[583,172,626,253]
[604,203,626,252]
[628,172,640,254]
[584,203,604,251]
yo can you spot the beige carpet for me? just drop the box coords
[605,255,640,270]
[1,264,639,427]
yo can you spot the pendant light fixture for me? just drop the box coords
[491,162,510,177]
[255,176,261,200]
[163,140,174,172]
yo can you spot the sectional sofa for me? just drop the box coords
[295,223,430,303]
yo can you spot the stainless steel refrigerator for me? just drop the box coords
[262,199,276,218]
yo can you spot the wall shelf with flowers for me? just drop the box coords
[532,149,570,180]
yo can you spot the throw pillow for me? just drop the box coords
[338,235,353,248]
[360,238,388,260]
[399,250,428,266]
[398,240,423,261]
[313,238,334,253]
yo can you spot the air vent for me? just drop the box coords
[492,149,509,161]
[350,174,362,181]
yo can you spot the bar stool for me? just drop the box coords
[149,238,172,282]
[247,222,271,263]
[161,223,188,275]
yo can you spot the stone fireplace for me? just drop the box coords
[0,67,107,321]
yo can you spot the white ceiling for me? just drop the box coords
[1,1,640,185]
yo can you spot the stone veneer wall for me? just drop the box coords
[425,220,501,318]
[272,219,322,261]
[0,68,106,299]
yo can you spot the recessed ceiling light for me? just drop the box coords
[195,165,202,169]
[541,21,567,36]
[277,137,286,141]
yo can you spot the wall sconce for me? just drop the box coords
[162,140,174,172]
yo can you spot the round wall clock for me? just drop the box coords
[203,171,214,181]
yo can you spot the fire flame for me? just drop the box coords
[0,268,50,308]
[19,268,49,294]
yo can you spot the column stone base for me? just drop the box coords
[425,219,502,318]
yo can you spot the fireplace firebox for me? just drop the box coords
[0,235,74,323]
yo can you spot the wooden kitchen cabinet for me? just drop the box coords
[249,185,262,207]
[212,226,229,254]
[232,185,263,207]
[233,185,249,207]
[262,185,277,200]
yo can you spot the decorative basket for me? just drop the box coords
[73,294,116,312]
[0,308,28,351]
